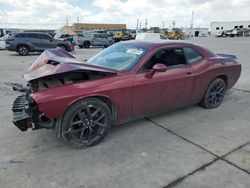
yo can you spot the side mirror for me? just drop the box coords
[151,63,167,74]
[145,63,167,78]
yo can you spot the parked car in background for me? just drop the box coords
[76,32,114,48]
[135,33,168,41]
[5,32,71,55]
[0,35,8,49]
[9,41,241,148]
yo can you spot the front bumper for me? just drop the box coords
[12,95,31,131]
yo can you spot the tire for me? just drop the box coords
[17,45,29,56]
[78,45,83,49]
[61,98,112,148]
[83,41,90,48]
[200,78,226,109]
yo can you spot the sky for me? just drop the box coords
[0,0,249,29]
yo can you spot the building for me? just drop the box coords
[210,21,250,35]
[182,27,209,37]
[0,28,23,37]
[72,23,126,33]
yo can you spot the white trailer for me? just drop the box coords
[211,21,250,36]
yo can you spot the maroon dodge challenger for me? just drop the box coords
[10,40,241,148]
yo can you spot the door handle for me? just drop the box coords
[186,70,192,75]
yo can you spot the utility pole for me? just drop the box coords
[191,11,194,29]
[66,18,68,26]
[136,19,139,30]
[139,22,141,30]
[77,17,79,23]
[172,20,176,29]
[145,19,147,29]
[190,11,194,37]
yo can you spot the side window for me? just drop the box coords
[143,48,186,70]
[183,48,203,64]
[39,34,51,40]
[94,34,101,38]
[160,35,167,39]
[101,34,108,39]
[15,34,24,38]
[28,34,38,39]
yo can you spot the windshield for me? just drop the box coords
[88,43,147,71]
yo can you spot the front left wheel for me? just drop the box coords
[61,98,112,148]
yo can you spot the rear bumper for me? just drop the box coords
[6,44,16,51]
[12,95,31,131]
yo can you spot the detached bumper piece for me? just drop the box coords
[5,82,27,92]
[12,95,31,131]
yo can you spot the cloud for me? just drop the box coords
[0,0,249,29]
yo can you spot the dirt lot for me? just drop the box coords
[0,37,249,188]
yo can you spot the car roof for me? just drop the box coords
[14,32,49,35]
[119,40,195,48]
[118,40,215,57]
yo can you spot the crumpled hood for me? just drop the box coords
[23,48,118,81]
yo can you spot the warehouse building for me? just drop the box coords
[183,27,209,37]
[210,21,250,35]
[72,23,126,33]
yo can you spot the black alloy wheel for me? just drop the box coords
[61,98,112,148]
[200,78,226,109]
[17,45,29,56]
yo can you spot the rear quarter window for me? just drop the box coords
[15,33,27,38]
[160,35,167,39]
[28,34,39,38]
[184,47,203,64]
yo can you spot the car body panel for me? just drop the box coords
[23,49,118,81]
[13,40,241,132]
[32,74,134,121]
[77,33,114,47]
[0,36,7,49]
[5,32,71,53]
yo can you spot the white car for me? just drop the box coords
[0,36,7,49]
[135,33,168,41]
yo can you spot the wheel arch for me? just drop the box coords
[56,95,117,138]
[63,95,117,126]
[16,44,29,51]
[215,74,228,88]
[199,74,228,107]
[83,40,90,44]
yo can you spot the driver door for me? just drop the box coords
[132,47,196,117]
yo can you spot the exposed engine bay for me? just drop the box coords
[7,48,117,132]
[8,69,114,132]
[29,70,113,92]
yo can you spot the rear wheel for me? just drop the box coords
[17,45,29,56]
[61,98,112,148]
[200,78,226,109]
[83,41,90,48]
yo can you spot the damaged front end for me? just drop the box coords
[8,83,55,132]
[8,48,118,133]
